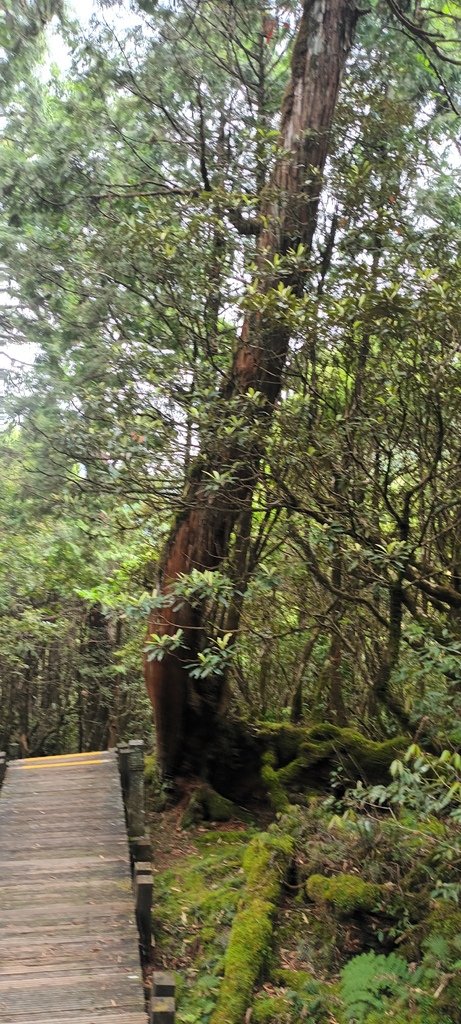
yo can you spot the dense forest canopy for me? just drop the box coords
[0,0,461,766]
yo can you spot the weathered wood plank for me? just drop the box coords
[0,1014,146,1024]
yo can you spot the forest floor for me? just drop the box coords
[145,763,461,1024]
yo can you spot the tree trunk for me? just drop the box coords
[145,0,359,778]
[373,578,410,728]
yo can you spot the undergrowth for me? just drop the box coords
[149,743,461,1024]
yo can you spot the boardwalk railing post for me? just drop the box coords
[117,743,131,805]
[151,971,176,1022]
[0,752,6,785]
[151,997,175,1023]
[153,972,175,998]
[134,861,153,964]
[127,739,145,838]
[129,834,152,875]
[7,742,20,760]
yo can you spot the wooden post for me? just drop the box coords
[117,743,131,804]
[134,860,153,964]
[151,997,175,1024]
[134,860,152,877]
[153,972,175,999]
[127,740,145,838]
[129,833,152,872]
[0,752,6,785]
[7,741,20,760]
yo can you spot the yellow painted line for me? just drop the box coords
[12,751,105,763]
[13,759,106,770]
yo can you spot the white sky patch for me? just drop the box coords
[0,343,37,369]
[41,0,93,78]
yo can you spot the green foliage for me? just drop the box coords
[337,743,461,913]
[252,996,292,1022]
[0,431,154,751]
[1,0,461,750]
[1,6,461,1020]
[340,952,410,1022]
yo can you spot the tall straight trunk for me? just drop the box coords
[146,0,359,777]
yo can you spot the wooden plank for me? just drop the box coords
[0,1014,146,1024]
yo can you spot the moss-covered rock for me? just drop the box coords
[306,873,383,915]
[181,784,246,828]
[210,832,294,1024]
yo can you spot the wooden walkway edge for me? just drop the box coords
[0,751,148,1024]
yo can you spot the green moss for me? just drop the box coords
[258,723,406,802]
[262,752,290,812]
[277,751,326,787]
[306,873,382,915]
[425,905,461,940]
[181,784,250,829]
[144,753,156,786]
[205,787,245,821]
[152,836,245,963]
[258,723,301,764]
[259,722,405,770]
[264,969,336,1021]
[252,995,292,1023]
[211,832,294,1024]
[180,789,205,829]
[211,899,274,1024]
[243,832,294,903]
[273,968,314,992]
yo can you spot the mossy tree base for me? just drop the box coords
[167,718,407,811]
[257,722,406,810]
[180,783,250,829]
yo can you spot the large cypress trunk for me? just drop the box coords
[145,0,359,778]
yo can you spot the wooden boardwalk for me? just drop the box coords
[0,751,147,1024]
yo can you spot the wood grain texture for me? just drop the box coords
[0,751,147,1024]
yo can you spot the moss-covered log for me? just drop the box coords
[306,873,383,915]
[210,832,294,1024]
